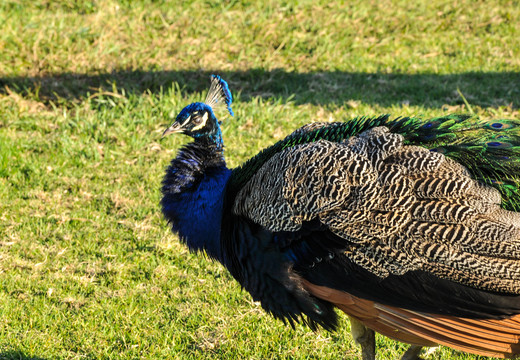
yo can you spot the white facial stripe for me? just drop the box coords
[180,115,191,126]
[191,112,208,131]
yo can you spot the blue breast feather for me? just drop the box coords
[162,166,232,260]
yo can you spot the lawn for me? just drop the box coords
[0,0,519,359]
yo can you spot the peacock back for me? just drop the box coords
[229,114,520,212]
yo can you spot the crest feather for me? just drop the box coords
[205,75,234,117]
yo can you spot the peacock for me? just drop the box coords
[160,75,520,360]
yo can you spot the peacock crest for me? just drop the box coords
[205,75,234,117]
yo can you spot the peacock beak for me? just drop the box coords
[162,122,183,137]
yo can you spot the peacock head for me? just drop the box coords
[162,75,234,143]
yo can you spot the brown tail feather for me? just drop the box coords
[302,279,520,359]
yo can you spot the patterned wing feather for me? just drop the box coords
[229,114,520,211]
[232,121,520,297]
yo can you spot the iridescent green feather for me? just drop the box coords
[229,114,520,211]
[392,114,520,211]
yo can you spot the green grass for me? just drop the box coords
[0,0,519,359]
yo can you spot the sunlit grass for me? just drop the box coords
[0,0,519,359]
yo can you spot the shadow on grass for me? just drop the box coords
[0,69,519,109]
[0,350,49,360]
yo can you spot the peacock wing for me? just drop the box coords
[231,120,520,314]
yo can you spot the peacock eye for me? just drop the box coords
[192,116,203,125]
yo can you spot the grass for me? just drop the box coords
[0,0,519,359]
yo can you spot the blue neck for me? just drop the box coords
[193,127,224,151]
[161,140,231,262]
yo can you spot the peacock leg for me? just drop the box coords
[349,316,375,360]
[400,345,423,360]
